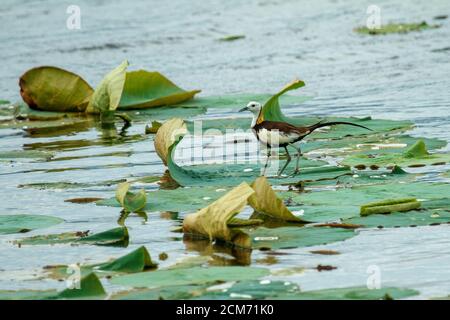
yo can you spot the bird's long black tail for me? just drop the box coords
[307,120,372,133]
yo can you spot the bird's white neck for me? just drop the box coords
[250,108,262,128]
[251,113,258,128]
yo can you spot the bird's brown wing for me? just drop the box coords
[255,121,310,135]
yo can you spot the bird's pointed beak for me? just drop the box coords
[238,107,248,112]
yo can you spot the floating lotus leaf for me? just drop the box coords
[111,285,206,300]
[15,227,129,247]
[344,209,450,228]
[275,286,418,300]
[248,226,356,250]
[0,214,63,235]
[111,266,270,288]
[0,273,106,300]
[57,273,106,299]
[86,60,129,113]
[19,66,93,112]
[97,246,157,272]
[119,70,200,109]
[46,246,158,279]
[341,140,450,167]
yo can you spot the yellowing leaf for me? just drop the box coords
[19,66,93,112]
[183,182,255,242]
[115,182,147,213]
[248,176,304,222]
[86,60,129,114]
[154,118,187,166]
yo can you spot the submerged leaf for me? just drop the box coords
[19,66,93,112]
[86,60,129,113]
[119,70,200,109]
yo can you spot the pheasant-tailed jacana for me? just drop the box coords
[239,101,372,176]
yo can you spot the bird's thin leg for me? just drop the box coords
[261,146,271,176]
[278,146,292,176]
[289,144,303,175]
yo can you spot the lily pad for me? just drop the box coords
[276,286,418,300]
[110,266,270,288]
[15,227,129,247]
[119,70,200,109]
[248,226,356,250]
[19,66,93,112]
[341,140,450,168]
[97,246,157,273]
[344,209,450,228]
[0,273,106,300]
[111,285,206,300]
[46,246,158,279]
[57,273,106,299]
[0,214,63,235]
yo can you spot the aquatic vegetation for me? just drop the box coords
[0,214,63,235]
[86,60,129,114]
[218,35,246,41]
[45,246,157,279]
[19,66,93,112]
[115,182,147,213]
[111,266,270,288]
[18,61,200,116]
[341,140,450,167]
[360,198,420,216]
[182,177,304,247]
[119,70,200,109]
[0,273,106,300]
[2,74,450,300]
[354,21,439,35]
[15,227,129,247]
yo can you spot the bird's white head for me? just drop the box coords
[239,101,262,115]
